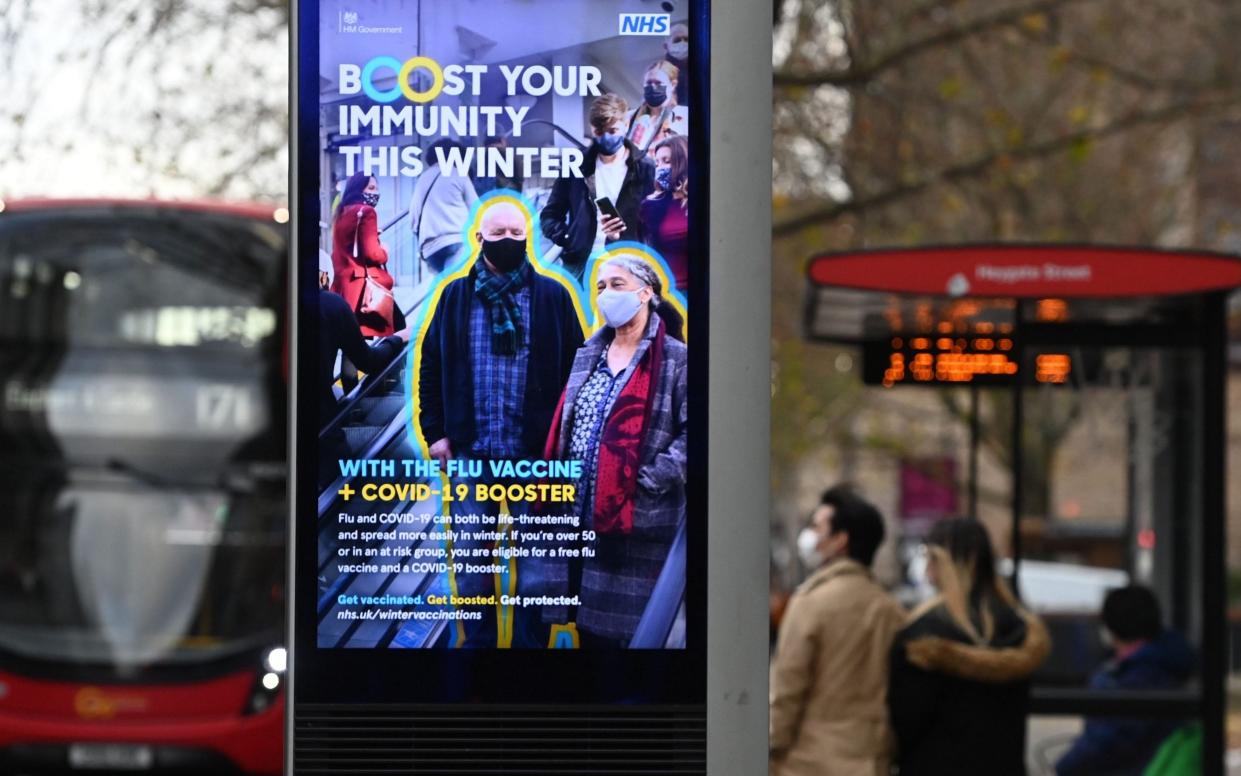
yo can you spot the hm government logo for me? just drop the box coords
[340,9,402,34]
[619,13,670,36]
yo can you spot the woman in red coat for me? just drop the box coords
[331,172,395,336]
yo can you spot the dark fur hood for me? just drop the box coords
[903,603,1052,683]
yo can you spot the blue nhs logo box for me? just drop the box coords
[619,13,670,35]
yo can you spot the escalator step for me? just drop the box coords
[353,395,407,426]
[341,425,385,453]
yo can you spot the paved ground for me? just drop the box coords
[1027,717,1082,775]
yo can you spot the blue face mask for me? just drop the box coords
[595,132,625,155]
[655,167,674,191]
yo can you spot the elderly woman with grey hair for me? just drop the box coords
[537,254,688,648]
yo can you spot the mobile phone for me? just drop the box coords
[596,196,622,221]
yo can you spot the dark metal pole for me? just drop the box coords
[1010,319,1024,597]
[969,384,980,521]
[1201,293,1227,776]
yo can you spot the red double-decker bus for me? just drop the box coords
[0,199,287,774]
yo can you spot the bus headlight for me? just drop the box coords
[262,646,287,674]
[245,646,286,715]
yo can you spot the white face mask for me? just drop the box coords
[597,288,646,328]
[797,527,824,570]
[318,249,334,287]
[668,41,689,60]
[907,548,933,593]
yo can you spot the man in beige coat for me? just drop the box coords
[770,487,907,776]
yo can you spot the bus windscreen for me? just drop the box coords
[0,210,287,674]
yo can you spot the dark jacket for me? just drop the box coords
[539,141,655,271]
[1055,630,1197,776]
[318,289,403,425]
[889,600,1031,776]
[417,262,584,456]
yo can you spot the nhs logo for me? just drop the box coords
[619,13,670,36]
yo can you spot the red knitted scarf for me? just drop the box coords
[544,320,665,535]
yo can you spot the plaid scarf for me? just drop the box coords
[472,261,529,355]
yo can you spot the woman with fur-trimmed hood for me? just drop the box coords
[887,518,1051,776]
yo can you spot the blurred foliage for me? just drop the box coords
[770,0,1241,525]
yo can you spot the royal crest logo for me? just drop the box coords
[343,10,359,25]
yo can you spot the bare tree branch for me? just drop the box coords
[773,93,1240,237]
[775,0,1097,88]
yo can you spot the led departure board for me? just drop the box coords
[862,332,1071,387]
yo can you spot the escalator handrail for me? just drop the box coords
[380,209,409,234]
[320,235,564,439]
[317,206,413,427]
[505,120,588,152]
[628,515,688,648]
[318,408,409,517]
[317,290,426,442]
[317,213,426,440]
[318,208,409,265]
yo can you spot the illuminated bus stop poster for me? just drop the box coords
[314,1,695,650]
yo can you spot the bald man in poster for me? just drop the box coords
[417,200,584,645]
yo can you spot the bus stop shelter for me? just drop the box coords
[805,245,1241,773]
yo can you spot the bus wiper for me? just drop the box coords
[106,457,170,488]
[106,457,282,494]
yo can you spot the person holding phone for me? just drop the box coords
[540,94,655,282]
[887,519,1048,776]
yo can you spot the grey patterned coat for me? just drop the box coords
[526,312,688,643]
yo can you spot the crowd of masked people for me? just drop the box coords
[316,24,695,647]
[770,488,1199,776]
[320,22,694,404]
[320,84,691,420]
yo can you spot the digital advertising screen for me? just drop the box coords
[295,0,705,669]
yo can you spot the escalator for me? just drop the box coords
[314,335,451,648]
[313,209,453,647]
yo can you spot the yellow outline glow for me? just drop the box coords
[586,246,689,341]
[406,196,589,647]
